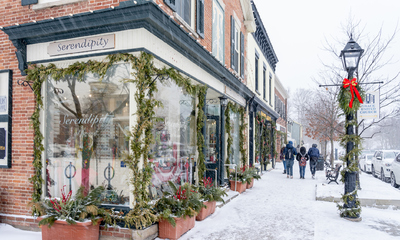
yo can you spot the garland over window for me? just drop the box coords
[26,52,207,227]
[225,102,246,173]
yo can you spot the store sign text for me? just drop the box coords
[48,34,115,56]
[61,114,113,127]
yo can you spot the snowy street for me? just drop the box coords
[2,162,400,240]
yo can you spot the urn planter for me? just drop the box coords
[229,180,247,194]
[158,216,195,240]
[196,201,216,221]
[40,218,101,240]
[246,178,254,189]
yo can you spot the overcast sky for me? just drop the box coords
[252,0,400,92]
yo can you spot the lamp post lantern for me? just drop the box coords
[340,35,363,220]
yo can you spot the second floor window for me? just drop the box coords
[177,0,193,26]
[269,74,272,105]
[212,0,224,63]
[263,67,266,100]
[255,54,259,92]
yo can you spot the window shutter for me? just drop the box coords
[164,0,177,12]
[240,32,245,79]
[230,15,235,71]
[21,0,37,6]
[196,0,204,38]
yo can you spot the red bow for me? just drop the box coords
[342,78,363,108]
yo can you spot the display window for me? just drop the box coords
[148,79,197,198]
[44,63,131,206]
[229,110,240,166]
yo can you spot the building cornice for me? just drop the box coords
[274,75,289,99]
[251,1,278,72]
[1,0,255,103]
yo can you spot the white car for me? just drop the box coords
[371,150,400,182]
[391,154,400,188]
[359,154,373,173]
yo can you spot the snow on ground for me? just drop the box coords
[174,162,400,240]
[2,162,400,240]
[0,223,41,240]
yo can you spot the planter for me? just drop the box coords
[246,178,254,189]
[229,180,247,194]
[40,218,101,240]
[158,216,195,240]
[196,201,216,221]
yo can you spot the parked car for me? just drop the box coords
[371,150,400,182]
[390,154,400,188]
[359,154,373,173]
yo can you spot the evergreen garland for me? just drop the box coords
[225,102,246,173]
[336,81,364,218]
[25,52,207,227]
[255,112,270,167]
[196,86,208,182]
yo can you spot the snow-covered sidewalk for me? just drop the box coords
[2,162,400,240]
[176,162,400,240]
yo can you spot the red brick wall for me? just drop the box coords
[0,0,250,221]
[275,88,287,153]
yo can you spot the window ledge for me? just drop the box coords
[173,12,199,38]
[32,0,85,10]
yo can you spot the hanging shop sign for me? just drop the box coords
[357,91,380,119]
[48,34,115,56]
[0,70,12,168]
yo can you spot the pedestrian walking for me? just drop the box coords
[283,141,297,179]
[307,144,320,179]
[296,146,309,179]
[280,145,286,174]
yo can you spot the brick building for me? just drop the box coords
[0,0,281,238]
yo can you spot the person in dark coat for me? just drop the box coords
[307,144,320,179]
[280,144,286,174]
[283,141,297,179]
[296,146,309,179]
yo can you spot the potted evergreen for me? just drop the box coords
[196,177,227,221]
[36,185,116,240]
[229,166,248,194]
[245,166,261,189]
[155,182,203,240]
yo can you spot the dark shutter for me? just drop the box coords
[196,0,204,38]
[164,0,177,12]
[230,15,235,71]
[21,0,37,6]
[240,32,245,79]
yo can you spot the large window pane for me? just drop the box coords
[149,80,196,198]
[45,64,131,206]
[229,110,240,166]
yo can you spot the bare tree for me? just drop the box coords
[319,18,400,144]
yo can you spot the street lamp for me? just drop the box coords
[340,36,364,76]
[340,35,363,220]
[218,96,228,186]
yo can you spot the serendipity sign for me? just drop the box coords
[358,91,380,119]
[48,34,115,56]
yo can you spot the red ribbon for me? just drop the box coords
[343,78,363,108]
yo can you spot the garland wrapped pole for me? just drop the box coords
[337,36,364,221]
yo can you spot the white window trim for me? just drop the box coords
[32,0,85,10]
[174,12,199,38]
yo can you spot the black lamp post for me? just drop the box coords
[219,96,228,186]
[339,36,364,219]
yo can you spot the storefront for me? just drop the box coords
[2,1,255,213]
[248,97,279,171]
